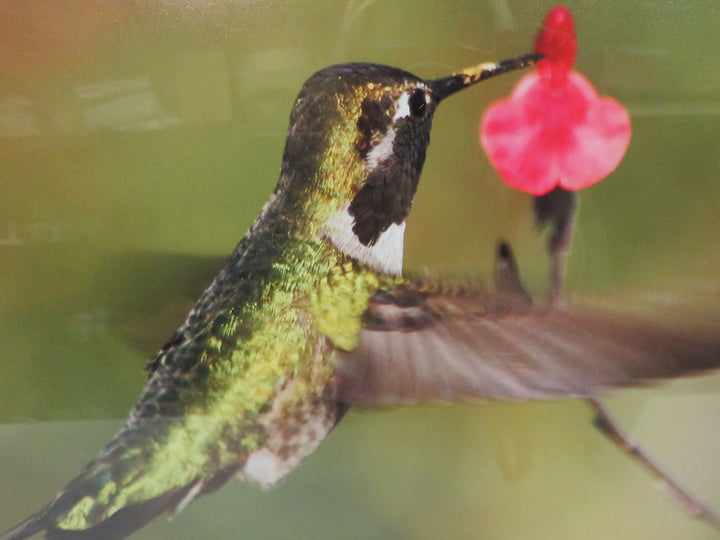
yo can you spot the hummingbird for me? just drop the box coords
[3,54,720,540]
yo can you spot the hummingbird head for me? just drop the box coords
[275,55,539,275]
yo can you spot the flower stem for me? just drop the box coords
[533,187,577,305]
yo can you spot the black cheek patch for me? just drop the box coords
[355,96,392,160]
[348,120,429,246]
[348,166,410,246]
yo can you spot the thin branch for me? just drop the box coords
[585,397,720,531]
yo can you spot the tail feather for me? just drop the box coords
[2,485,193,540]
[1,416,240,540]
[1,513,45,540]
[0,464,249,540]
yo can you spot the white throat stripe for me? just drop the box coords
[324,206,405,275]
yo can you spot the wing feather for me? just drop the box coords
[337,282,720,405]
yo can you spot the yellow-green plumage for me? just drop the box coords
[53,238,395,533]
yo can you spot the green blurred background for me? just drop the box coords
[1,1,719,538]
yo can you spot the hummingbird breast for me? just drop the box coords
[239,369,341,487]
[136,226,387,488]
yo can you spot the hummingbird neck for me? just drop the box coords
[323,206,405,276]
[252,186,406,277]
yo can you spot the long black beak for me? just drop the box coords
[430,53,542,101]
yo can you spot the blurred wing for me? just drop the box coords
[336,281,720,405]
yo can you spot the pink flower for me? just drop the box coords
[480,6,631,196]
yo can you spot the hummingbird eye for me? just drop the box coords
[409,88,427,117]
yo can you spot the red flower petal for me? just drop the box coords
[480,71,631,196]
[557,75,632,191]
